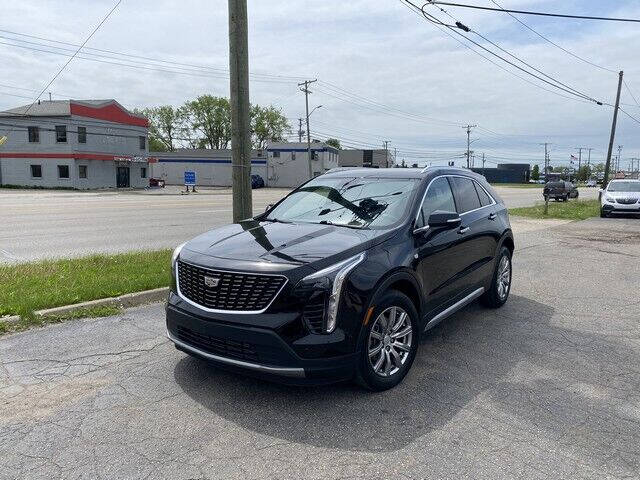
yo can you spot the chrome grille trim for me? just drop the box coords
[175,260,288,314]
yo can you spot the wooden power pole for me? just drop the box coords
[603,71,624,188]
[228,0,252,222]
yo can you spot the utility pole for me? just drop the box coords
[482,152,486,177]
[463,124,476,169]
[298,79,317,179]
[383,140,390,168]
[228,0,252,222]
[540,142,551,179]
[298,118,304,142]
[586,147,592,167]
[617,145,623,173]
[576,147,583,172]
[603,70,623,188]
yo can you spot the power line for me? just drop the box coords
[16,0,123,120]
[0,28,305,83]
[428,2,640,23]
[416,1,604,104]
[487,0,617,73]
[623,79,640,108]
[398,0,599,106]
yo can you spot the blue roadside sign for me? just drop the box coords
[184,171,196,186]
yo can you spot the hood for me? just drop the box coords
[183,219,389,267]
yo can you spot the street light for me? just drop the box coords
[306,105,322,179]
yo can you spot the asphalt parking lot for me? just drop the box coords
[1,215,638,479]
[0,185,598,263]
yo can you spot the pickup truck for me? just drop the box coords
[543,181,579,202]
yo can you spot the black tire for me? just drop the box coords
[600,208,608,218]
[563,195,568,202]
[355,290,419,391]
[543,195,549,202]
[480,246,512,308]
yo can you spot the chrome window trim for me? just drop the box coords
[175,260,289,315]
[414,174,497,226]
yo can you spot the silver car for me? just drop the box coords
[600,179,640,217]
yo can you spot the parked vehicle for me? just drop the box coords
[149,177,165,188]
[600,179,640,217]
[586,179,597,187]
[543,181,578,201]
[251,174,265,189]
[166,167,514,390]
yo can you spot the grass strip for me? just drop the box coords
[509,199,600,220]
[0,305,123,335]
[0,250,171,320]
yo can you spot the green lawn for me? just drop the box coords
[0,250,172,322]
[509,199,600,220]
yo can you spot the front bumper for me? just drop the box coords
[166,301,358,385]
[602,203,640,213]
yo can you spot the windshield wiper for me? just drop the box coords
[318,220,363,229]
[264,218,293,224]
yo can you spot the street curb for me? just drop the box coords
[32,287,170,319]
[0,315,20,324]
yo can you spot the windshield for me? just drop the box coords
[607,181,640,192]
[265,176,420,229]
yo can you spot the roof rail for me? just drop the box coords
[324,167,361,174]
[420,165,434,173]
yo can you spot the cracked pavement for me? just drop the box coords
[1,216,639,479]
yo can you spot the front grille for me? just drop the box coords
[175,325,259,362]
[616,197,638,205]
[177,261,287,311]
[303,293,327,334]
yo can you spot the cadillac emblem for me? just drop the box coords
[204,276,220,288]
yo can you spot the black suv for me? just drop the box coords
[543,180,579,202]
[167,167,514,390]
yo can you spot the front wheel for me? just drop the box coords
[355,290,419,391]
[600,208,608,218]
[480,247,512,308]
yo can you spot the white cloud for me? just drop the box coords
[1,0,639,167]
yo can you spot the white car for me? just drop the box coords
[600,179,640,217]
[586,179,597,187]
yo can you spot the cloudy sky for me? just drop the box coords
[2,0,640,169]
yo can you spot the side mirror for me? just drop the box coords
[428,210,461,229]
[265,204,274,212]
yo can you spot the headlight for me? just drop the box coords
[299,252,366,333]
[604,196,616,203]
[171,242,186,270]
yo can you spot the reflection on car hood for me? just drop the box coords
[183,219,387,265]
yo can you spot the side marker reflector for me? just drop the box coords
[363,306,375,326]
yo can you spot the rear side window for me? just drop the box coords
[450,177,481,213]
[474,182,493,207]
[418,177,456,226]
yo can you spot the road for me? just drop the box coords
[1,217,638,479]
[0,185,599,263]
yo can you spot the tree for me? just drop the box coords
[324,138,341,150]
[531,164,540,181]
[137,106,183,152]
[577,165,592,182]
[250,105,290,149]
[183,95,231,149]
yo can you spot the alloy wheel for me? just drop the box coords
[368,306,413,377]
[497,255,511,300]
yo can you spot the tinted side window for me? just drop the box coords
[474,181,493,207]
[418,177,456,226]
[450,177,481,213]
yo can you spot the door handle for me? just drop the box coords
[488,212,497,220]
[458,226,470,235]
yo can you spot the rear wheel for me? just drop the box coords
[480,246,512,308]
[355,290,419,391]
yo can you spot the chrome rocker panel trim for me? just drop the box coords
[424,287,485,331]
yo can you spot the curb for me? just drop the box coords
[0,315,20,324]
[0,287,170,324]
[34,287,169,318]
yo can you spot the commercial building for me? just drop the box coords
[339,149,394,168]
[150,141,339,188]
[0,99,150,189]
[471,163,530,183]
